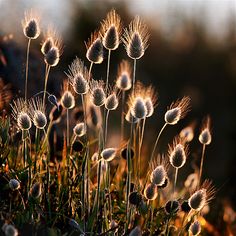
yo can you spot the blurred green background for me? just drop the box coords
[0,0,236,226]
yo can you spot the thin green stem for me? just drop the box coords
[150,123,168,163]
[198,144,206,187]
[25,38,31,101]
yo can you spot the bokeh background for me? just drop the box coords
[0,0,236,230]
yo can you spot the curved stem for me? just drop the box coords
[198,144,206,187]
[43,65,51,106]
[25,38,31,101]
[150,123,167,163]
[105,49,111,94]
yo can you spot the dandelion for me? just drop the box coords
[89,79,106,107]
[189,220,201,236]
[29,97,47,129]
[198,116,212,186]
[101,148,117,162]
[144,183,158,201]
[73,122,86,137]
[188,180,215,212]
[67,57,90,95]
[122,16,149,60]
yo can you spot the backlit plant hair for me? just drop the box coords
[188,180,216,212]
[89,79,106,107]
[116,60,132,91]
[122,16,149,60]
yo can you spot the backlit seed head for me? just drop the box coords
[120,146,135,160]
[100,9,122,50]
[3,224,18,236]
[116,60,132,91]
[189,220,201,236]
[29,97,47,129]
[144,183,158,200]
[165,200,180,215]
[180,124,195,143]
[168,137,188,169]
[9,179,20,191]
[22,10,40,39]
[101,148,117,162]
[87,103,102,129]
[91,152,99,162]
[73,122,86,137]
[125,109,139,123]
[105,92,119,110]
[86,32,104,64]
[144,85,158,118]
[11,98,32,131]
[122,16,149,59]
[188,180,215,211]
[131,97,147,119]
[150,156,168,186]
[165,96,191,125]
[199,116,212,145]
[30,182,42,199]
[129,226,142,236]
[61,91,75,109]
[41,26,62,55]
[90,80,106,106]
[44,47,60,67]
[67,58,90,95]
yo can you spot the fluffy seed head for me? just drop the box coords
[130,97,147,119]
[150,158,168,187]
[122,16,149,59]
[105,91,119,110]
[3,224,18,236]
[100,9,122,50]
[22,10,40,39]
[188,180,215,211]
[199,116,212,145]
[90,80,106,106]
[101,148,117,162]
[9,179,20,191]
[180,124,195,143]
[86,32,104,64]
[165,96,191,125]
[29,97,47,129]
[165,200,180,215]
[189,220,201,236]
[67,58,90,95]
[30,182,42,199]
[11,98,31,131]
[125,109,139,123]
[144,183,158,200]
[61,91,75,109]
[73,122,86,137]
[168,137,188,169]
[144,85,158,117]
[44,47,60,67]
[116,60,132,91]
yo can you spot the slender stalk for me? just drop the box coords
[43,64,51,106]
[104,110,110,145]
[105,49,111,94]
[198,144,206,187]
[66,109,69,147]
[120,91,125,143]
[89,62,93,77]
[173,168,178,198]
[25,38,31,101]
[150,123,168,163]
[132,59,137,94]
[138,118,146,181]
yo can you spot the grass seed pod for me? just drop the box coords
[144,183,158,201]
[123,16,149,59]
[129,191,142,206]
[125,109,139,123]
[30,182,42,199]
[105,92,118,110]
[61,91,75,110]
[164,200,180,215]
[165,96,191,125]
[199,116,212,145]
[9,179,20,191]
[73,122,86,137]
[100,9,122,50]
[101,148,117,162]
[131,97,147,119]
[116,60,132,91]
[90,80,106,107]
[189,220,201,236]
[86,32,104,64]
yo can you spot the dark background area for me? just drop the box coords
[0,0,236,227]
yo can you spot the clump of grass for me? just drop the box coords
[0,8,218,236]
